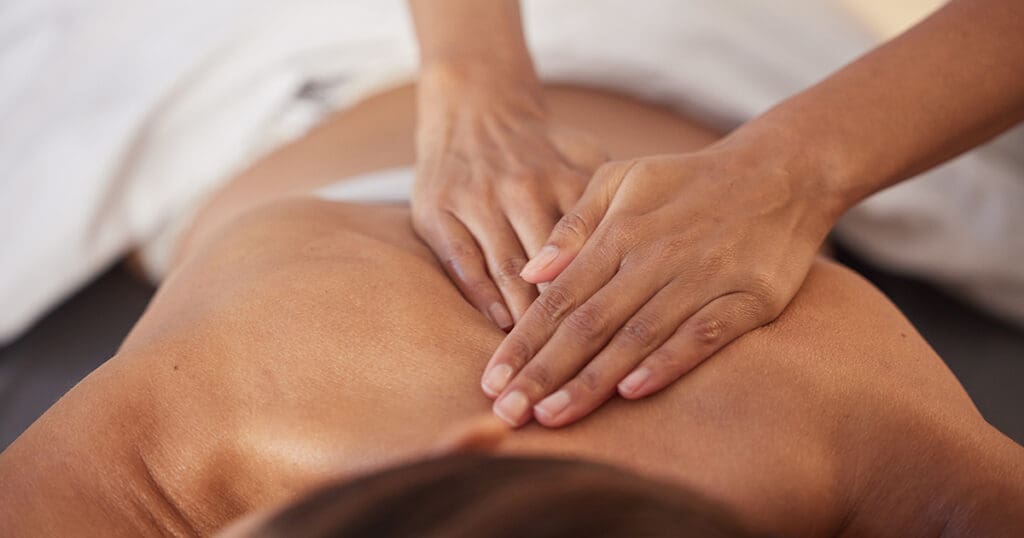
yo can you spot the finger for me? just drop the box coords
[462,212,538,323]
[532,281,692,427]
[493,270,663,427]
[556,183,584,216]
[420,212,513,330]
[550,166,588,216]
[480,237,621,399]
[618,292,769,400]
[519,160,636,284]
[505,202,561,258]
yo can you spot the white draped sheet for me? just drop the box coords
[1,0,1021,343]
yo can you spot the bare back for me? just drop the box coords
[0,86,1000,537]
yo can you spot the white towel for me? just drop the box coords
[1,0,1021,344]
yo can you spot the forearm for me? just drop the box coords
[409,0,545,133]
[408,0,537,78]
[728,0,1024,219]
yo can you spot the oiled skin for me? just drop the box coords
[1,86,1021,537]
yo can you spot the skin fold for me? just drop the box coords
[1,86,1022,537]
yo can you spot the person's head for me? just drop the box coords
[226,453,759,537]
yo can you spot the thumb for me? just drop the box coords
[520,160,631,283]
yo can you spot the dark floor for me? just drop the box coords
[1,248,1022,451]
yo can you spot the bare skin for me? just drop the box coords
[408,0,1024,428]
[408,0,609,327]
[1,86,1022,537]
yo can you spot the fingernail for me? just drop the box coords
[618,368,651,396]
[488,303,514,330]
[493,391,530,426]
[520,245,559,277]
[482,364,514,396]
[534,390,571,422]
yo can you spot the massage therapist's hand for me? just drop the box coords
[412,62,606,329]
[482,140,838,427]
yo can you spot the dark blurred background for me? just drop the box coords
[2,244,1022,450]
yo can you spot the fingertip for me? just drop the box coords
[534,405,584,429]
[533,389,571,427]
[532,410,558,428]
[481,364,514,398]
[616,367,652,399]
[520,267,557,284]
[481,383,500,399]
[487,302,514,330]
[520,255,574,284]
[493,390,532,428]
[519,244,561,281]
[617,387,642,400]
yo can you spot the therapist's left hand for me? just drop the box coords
[480,144,837,427]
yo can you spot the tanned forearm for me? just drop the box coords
[724,0,1024,220]
[408,0,537,79]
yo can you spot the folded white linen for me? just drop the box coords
[0,0,419,343]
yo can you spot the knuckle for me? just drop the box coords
[595,159,628,179]
[690,316,727,348]
[600,216,639,248]
[741,275,787,322]
[520,363,554,393]
[575,367,604,394]
[465,278,496,298]
[662,234,693,257]
[746,274,778,305]
[492,256,528,284]
[553,211,590,241]
[620,314,661,348]
[563,304,608,343]
[698,253,729,276]
[442,240,478,267]
[502,335,534,370]
[536,284,576,322]
[586,229,629,263]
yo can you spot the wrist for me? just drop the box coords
[724,101,902,229]
[700,121,846,244]
[412,0,536,82]
[421,50,539,82]
[418,60,546,119]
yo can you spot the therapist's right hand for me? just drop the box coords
[412,61,607,329]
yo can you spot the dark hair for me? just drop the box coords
[249,454,762,538]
